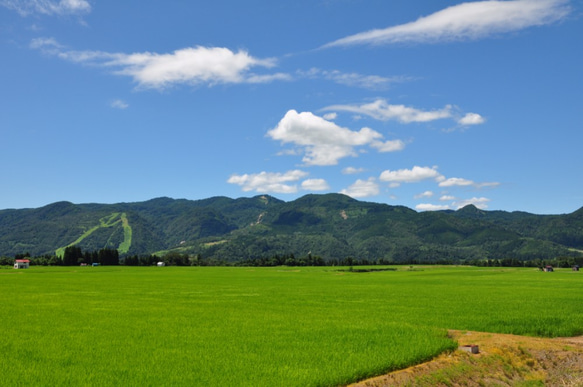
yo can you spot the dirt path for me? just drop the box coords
[349,330,583,386]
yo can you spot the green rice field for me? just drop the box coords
[0,265,581,386]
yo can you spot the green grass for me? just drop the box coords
[0,266,581,386]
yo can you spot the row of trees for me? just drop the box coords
[466,256,583,268]
[123,252,203,266]
[2,249,582,268]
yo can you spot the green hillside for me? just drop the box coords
[54,212,132,257]
[0,194,582,263]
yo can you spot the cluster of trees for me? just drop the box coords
[62,246,119,266]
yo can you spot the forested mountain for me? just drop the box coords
[1,194,582,263]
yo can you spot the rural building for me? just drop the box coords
[544,265,554,272]
[14,259,30,269]
[573,265,580,271]
[157,262,166,267]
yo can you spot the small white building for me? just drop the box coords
[14,259,30,269]
[157,262,166,267]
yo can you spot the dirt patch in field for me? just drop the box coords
[350,330,583,386]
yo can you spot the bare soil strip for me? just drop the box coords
[350,330,583,386]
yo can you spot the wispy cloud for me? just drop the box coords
[267,110,404,166]
[414,190,434,199]
[298,68,411,90]
[110,99,129,110]
[379,166,499,192]
[439,177,500,189]
[30,38,291,89]
[322,99,454,124]
[1,0,91,16]
[227,170,308,194]
[340,177,380,198]
[324,0,570,47]
[438,177,475,187]
[323,99,486,129]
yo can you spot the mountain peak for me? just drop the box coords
[455,204,486,217]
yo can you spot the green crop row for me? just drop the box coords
[0,266,580,386]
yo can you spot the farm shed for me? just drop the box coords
[14,259,30,269]
[157,262,165,267]
[544,265,554,272]
[573,265,580,271]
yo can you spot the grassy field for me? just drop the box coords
[0,266,581,386]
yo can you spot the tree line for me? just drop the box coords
[2,248,582,269]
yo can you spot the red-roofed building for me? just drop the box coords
[14,259,30,269]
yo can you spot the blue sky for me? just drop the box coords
[1,0,582,214]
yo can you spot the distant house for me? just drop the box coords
[544,265,554,272]
[573,265,580,271]
[14,259,30,269]
[157,262,166,267]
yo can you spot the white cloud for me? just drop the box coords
[476,182,501,189]
[301,178,330,191]
[30,37,63,50]
[298,68,409,90]
[378,166,500,194]
[454,197,491,209]
[322,99,453,124]
[340,178,380,198]
[342,166,365,175]
[110,99,129,109]
[416,203,451,211]
[245,73,292,84]
[227,170,308,194]
[31,39,290,89]
[438,178,500,189]
[323,112,337,120]
[458,112,485,126]
[370,139,406,153]
[1,0,91,16]
[328,72,395,90]
[438,177,475,187]
[379,166,443,186]
[414,191,434,199]
[267,110,403,166]
[324,0,570,47]
[276,148,302,156]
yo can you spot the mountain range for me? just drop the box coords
[1,194,582,263]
